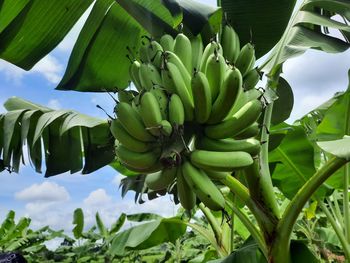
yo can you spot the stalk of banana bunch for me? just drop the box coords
[111,26,262,211]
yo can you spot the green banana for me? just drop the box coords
[182,161,225,211]
[139,92,163,136]
[129,60,142,91]
[205,170,229,180]
[205,52,226,101]
[221,24,240,63]
[118,90,134,104]
[147,40,163,68]
[190,150,254,172]
[145,166,177,190]
[163,51,192,94]
[205,99,263,139]
[174,33,192,73]
[177,166,196,210]
[234,122,260,139]
[207,66,242,124]
[200,41,222,72]
[191,71,212,124]
[168,94,185,126]
[235,43,255,77]
[160,120,173,137]
[243,68,261,91]
[160,34,175,52]
[110,119,152,153]
[150,86,168,120]
[139,63,162,91]
[116,102,155,142]
[116,145,160,170]
[190,35,203,71]
[227,88,263,118]
[196,136,261,156]
[139,42,150,63]
[123,161,162,174]
[166,62,194,121]
[161,68,176,93]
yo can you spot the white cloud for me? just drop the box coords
[0,59,26,85]
[31,55,63,84]
[0,54,63,85]
[15,182,70,202]
[112,175,122,187]
[83,189,112,207]
[47,99,62,110]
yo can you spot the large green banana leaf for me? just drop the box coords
[261,0,350,72]
[220,0,297,59]
[0,97,115,177]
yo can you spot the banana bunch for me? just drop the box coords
[111,24,264,211]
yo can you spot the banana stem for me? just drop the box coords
[198,203,224,251]
[225,199,268,259]
[271,157,348,262]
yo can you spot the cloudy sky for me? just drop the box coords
[0,0,349,238]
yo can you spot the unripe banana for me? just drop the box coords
[161,69,176,93]
[190,35,203,71]
[145,166,177,190]
[166,62,194,121]
[139,92,163,136]
[160,120,173,137]
[160,34,175,52]
[163,51,191,94]
[150,86,168,119]
[205,53,226,101]
[234,122,260,139]
[177,165,196,210]
[207,66,242,124]
[243,68,261,91]
[196,136,261,156]
[139,63,162,91]
[118,90,134,104]
[147,40,163,68]
[200,41,223,72]
[110,119,152,153]
[205,100,263,139]
[116,102,155,142]
[191,71,212,124]
[139,42,150,63]
[190,150,254,172]
[182,161,225,211]
[235,43,255,77]
[221,24,240,63]
[205,170,229,180]
[168,94,185,126]
[129,60,143,91]
[174,33,192,73]
[227,88,263,118]
[123,161,162,174]
[116,145,160,170]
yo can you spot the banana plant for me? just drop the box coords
[1,0,350,263]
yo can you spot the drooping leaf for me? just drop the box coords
[95,212,108,238]
[127,213,163,222]
[262,0,350,72]
[271,77,294,125]
[110,217,186,256]
[290,240,319,263]
[0,0,93,70]
[221,0,297,58]
[109,213,127,235]
[269,125,332,199]
[57,0,145,92]
[208,237,267,263]
[317,136,350,160]
[0,97,115,176]
[72,208,84,239]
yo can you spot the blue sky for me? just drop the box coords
[0,0,350,236]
